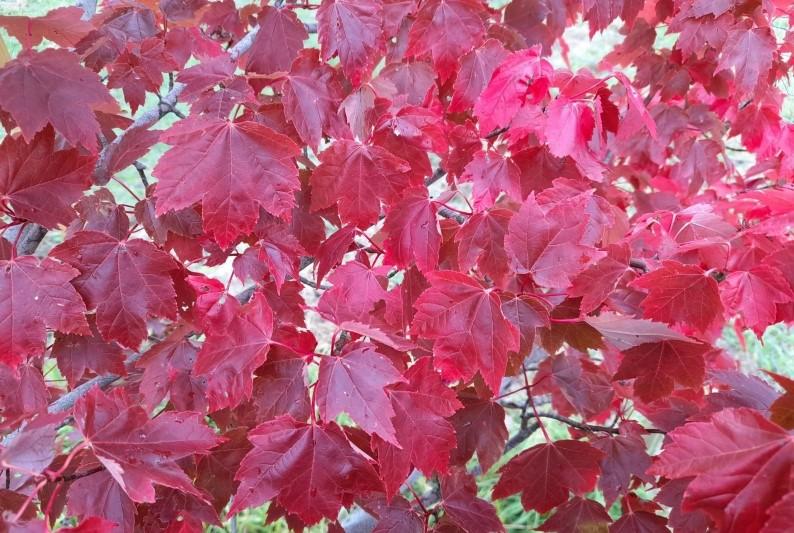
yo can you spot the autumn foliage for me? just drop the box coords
[1,0,794,531]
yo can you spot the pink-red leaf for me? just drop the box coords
[153,116,301,248]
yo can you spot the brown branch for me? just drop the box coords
[534,412,666,435]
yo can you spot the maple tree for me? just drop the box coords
[1,0,794,531]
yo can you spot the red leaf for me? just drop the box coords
[317,0,383,85]
[474,47,553,133]
[0,49,116,152]
[406,0,485,82]
[538,497,612,532]
[716,26,775,96]
[631,261,724,335]
[194,293,274,411]
[377,357,463,490]
[493,440,604,513]
[52,316,125,387]
[614,339,709,402]
[0,256,88,369]
[135,327,206,412]
[506,194,602,288]
[51,231,177,348]
[450,39,509,113]
[383,187,441,272]
[592,421,652,505]
[449,395,507,471]
[230,416,382,524]
[0,6,93,49]
[314,225,357,285]
[67,471,135,533]
[0,129,93,229]
[282,49,343,150]
[74,387,221,503]
[245,6,308,75]
[455,208,512,286]
[584,313,694,350]
[720,266,793,336]
[311,139,411,227]
[412,270,519,393]
[316,342,405,445]
[153,115,301,248]
[649,408,794,532]
[440,468,504,533]
[461,150,523,211]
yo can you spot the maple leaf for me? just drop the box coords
[314,225,357,285]
[52,316,125,388]
[455,208,512,286]
[0,256,88,369]
[406,0,485,82]
[0,49,116,152]
[450,395,508,471]
[316,342,405,445]
[0,6,93,49]
[282,49,343,151]
[194,293,274,411]
[535,352,614,418]
[317,0,383,85]
[631,260,724,335]
[245,6,308,75]
[383,187,441,272]
[135,327,206,412]
[311,140,412,228]
[440,468,504,533]
[474,47,553,133]
[74,387,221,503]
[584,313,694,350]
[0,413,63,477]
[51,231,178,348]
[233,223,305,293]
[538,497,612,532]
[461,150,523,211]
[569,245,630,313]
[592,421,652,505]
[505,194,602,288]
[720,266,793,336]
[613,339,710,402]
[716,25,775,96]
[411,270,519,393]
[152,115,301,248]
[493,440,604,513]
[450,39,509,113]
[375,358,463,493]
[67,470,135,533]
[649,408,794,531]
[230,416,382,524]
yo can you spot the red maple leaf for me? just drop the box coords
[51,231,178,348]
[230,416,382,524]
[0,256,88,368]
[493,440,604,513]
[649,408,794,531]
[411,270,519,393]
[316,342,405,445]
[0,49,116,152]
[74,387,221,503]
[317,0,383,85]
[631,260,725,335]
[153,115,301,248]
